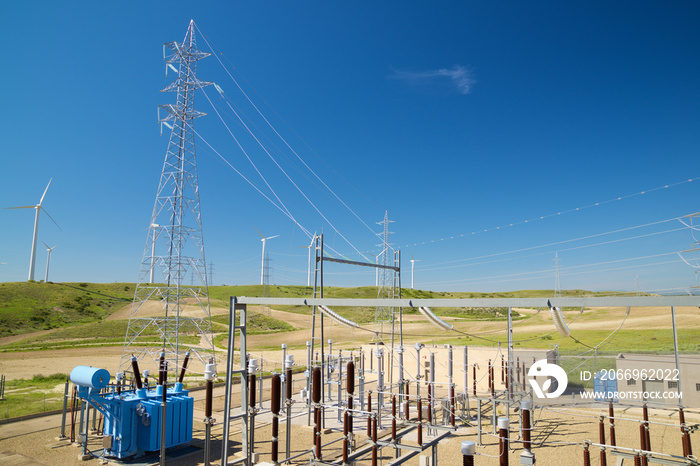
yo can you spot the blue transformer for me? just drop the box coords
[70,366,193,459]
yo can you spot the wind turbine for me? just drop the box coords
[410,252,420,289]
[42,242,57,282]
[298,233,317,287]
[256,229,279,286]
[5,179,61,281]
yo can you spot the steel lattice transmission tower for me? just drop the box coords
[554,252,562,297]
[121,20,215,376]
[375,211,396,338]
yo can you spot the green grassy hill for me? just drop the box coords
[0,281,637,339]
[0,282,134,337]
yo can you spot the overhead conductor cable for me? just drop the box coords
[418,306,453,331]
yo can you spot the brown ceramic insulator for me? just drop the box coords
[583,447,591,466]
[158,353,165,385]
[178,352,190,383]
[488,360,492,393]
[686,426,693,457]
[473,365,477,396]
[343,412,349,464]
[286,368,292,400]
[499,427,509,466]
[639,423,647,466]
[205,380,213,418]
[522,408,531,451]
[417,398,423,445]
[464,454,474,466]
[116,379,122,395]
[249,374,256,408]
[348,396,353,432]
[609,402,616,446]
[271,374,281,414]
[633,453,641,466]
[450,385,455,426]
[271,440,278,463]
[427,384,432,424]
[371,416,378,466]
[131,358,143,390]
[312,367,321,404]
[272,414,279,437]
[392,395,397,440]
[501,355,505,383]
[347,361,355,395]
[599,416,607,466]
[315,407,322,460]
[162,361,168,385]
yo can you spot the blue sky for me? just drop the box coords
[2,1,700,293]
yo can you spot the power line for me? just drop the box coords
[401,177,700,248]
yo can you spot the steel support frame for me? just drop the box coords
[222,298,248,466]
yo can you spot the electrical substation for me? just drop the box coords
[7,18,699,466]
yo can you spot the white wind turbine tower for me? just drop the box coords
[410,252,420,289]
[42,242,57,282]
[5,179,61,281]
[300,233,317,287]
[256,229,279,285]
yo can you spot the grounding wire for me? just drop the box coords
[419,225,686,273]
[191,121,351,260]
[421,257,683,287]
[195,25,382,244]
[200,85,371,262]
[401,176,700,249]
[197,86,299,226]
[420,214,688,270]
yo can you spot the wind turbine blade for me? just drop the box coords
[266,235,280,240]
[39,178,52,205]
[254,227,264,239]
[4,206,35,209]
[41,207,62,232]
[42,241,50,249]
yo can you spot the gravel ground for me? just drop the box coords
[0,393,694,466]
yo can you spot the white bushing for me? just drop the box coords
[375,347,384,357]
[281,343,287,349]
[521,400,532,411]
[204,363,217,381]
[142,369,150,378]
[115,372,124,382]
[414,343,424,351]
[397,345,404,354]
[248,359,258,373]
[285,354,295,369]
[498,417,510,430]
[461,440,476,455]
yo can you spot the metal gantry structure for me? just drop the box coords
[220,295,700,466]
[121,20,215,375]
[375,211,399,339]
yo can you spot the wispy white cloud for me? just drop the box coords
[389,65,475,95]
